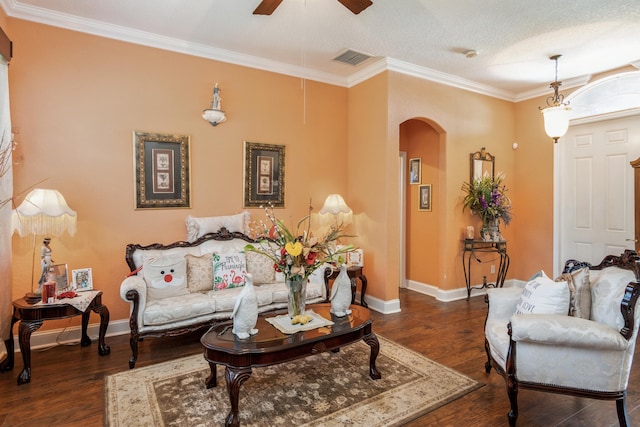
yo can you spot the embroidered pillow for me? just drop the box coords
[143,255,189,300]
[555,267,591,319]
[213,251,247,291]
[515,271,570,315]
[246,250,276,285]
[185,253,214,293]
[185,212,250,242]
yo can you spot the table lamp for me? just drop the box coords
[12,188,77,303]
[318,194,352,225]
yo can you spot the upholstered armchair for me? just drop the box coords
[485,251,640,427]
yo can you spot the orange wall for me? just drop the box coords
[7,18,349,329]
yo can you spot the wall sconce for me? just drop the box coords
[539,55,571,143]
[202,83,226,126]
[319,194,353,225]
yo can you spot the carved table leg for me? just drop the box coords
[359,274,369,307]
[0,316,18,372]
[206,362,217,389]
[17,320,43,385]
[80,310,92,347]
[224,366,252,427]
[363,332,381,380]
[92,304,111,355]
[350,278,357,304]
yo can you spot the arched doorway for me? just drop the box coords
[398,118,442,292]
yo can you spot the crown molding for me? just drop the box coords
[514,75,592,103]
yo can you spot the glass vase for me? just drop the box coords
[286,279,307,318]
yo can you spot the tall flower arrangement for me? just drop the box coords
[245,202,353,282]
[462,172,512,227]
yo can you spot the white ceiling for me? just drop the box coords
[2,0,640,101]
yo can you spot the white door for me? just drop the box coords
[559,115,640,267]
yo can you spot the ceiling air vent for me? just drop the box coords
[332,49,372,66]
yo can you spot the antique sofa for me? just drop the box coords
[119,227,330,368]
[484,251,640,427]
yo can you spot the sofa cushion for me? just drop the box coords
[185,212,250,242]
[246,250,276,285]
[210,284,274,312]
[555,267,591,319]
[213,251,247,291]
[143,254,189,300]
[514,271,570,315]
[143,293,215,326]
[185,253,214,293]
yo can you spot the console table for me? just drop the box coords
[462,239,509,300]
[0,291,110,384]
[325,265,368,307]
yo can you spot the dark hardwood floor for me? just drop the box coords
[1,288,638,426]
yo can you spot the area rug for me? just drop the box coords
[105,335,482,426]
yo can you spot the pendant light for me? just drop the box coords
[540,55,571,143]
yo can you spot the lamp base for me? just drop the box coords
[24,292,41,304]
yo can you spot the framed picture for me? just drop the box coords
[419,184,432,211]
[72,268,93,291]
[133,131,191,209]
[46,263,69,292]
[409,158,421,184]
[244,141,285,208]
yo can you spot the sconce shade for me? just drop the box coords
[319,194,352,225]
[202,108,226,126]
[12,188,77,237]
[542,105,571,141]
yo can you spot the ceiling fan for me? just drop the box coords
[253,0,372,15]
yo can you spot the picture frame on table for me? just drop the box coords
[409,158,421,184]
[133,131,191,209]
[243,141,285,208]
[419,184,432,211]
[47,263,69,292]
[72,268,93,291]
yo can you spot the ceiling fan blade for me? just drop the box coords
[253,0,283,15]
[337,0,373,14]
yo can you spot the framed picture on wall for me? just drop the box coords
[133,131,191,209]
[244,141,285,208]
[419,184,432,211]
[409,158,421,184]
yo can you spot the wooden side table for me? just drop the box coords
[325,265,368,308]
[0,291,110,384]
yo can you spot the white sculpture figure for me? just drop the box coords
[231,273,259,339]
[330,264,352,317]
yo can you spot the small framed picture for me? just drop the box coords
[347,249,364,267]
[419,184,432,211]
[46,263,69,292]
[409,158,421,184]
[72,268,93,291]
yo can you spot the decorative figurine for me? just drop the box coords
[231,273,259,339]
[330,264,352,317]
[38,237,54,288]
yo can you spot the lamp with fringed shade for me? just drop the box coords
[12,188,77,303]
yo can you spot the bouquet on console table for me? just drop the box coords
[245,201,353,320]
[462,172,512,241]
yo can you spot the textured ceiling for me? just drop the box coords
[2,0,640,100]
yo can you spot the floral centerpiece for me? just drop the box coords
[245,202,353,319]
[462,172,512,241]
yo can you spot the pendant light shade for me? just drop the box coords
[540,55,571,143]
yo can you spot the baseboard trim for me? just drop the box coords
[406,279,520,302]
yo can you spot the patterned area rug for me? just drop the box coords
[105,335,482,426]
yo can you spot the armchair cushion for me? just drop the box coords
[514,271,570,315]
[555,267,590,319]
[590,267,635,330]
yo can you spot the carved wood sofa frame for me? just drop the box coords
[484,250,640,427]
[123,228,331,369]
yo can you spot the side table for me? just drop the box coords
[325,265,368,308]
[462,239,509,300]
[0,291,110,384]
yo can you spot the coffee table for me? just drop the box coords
[201,303,381,427]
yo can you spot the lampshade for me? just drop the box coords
[542,105,571,141]
[319,194,352,225]
[12,188,77,237]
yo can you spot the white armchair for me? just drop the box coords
[484,251,640,427]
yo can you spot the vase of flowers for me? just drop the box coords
[462,173,512,241]
[245,202,353,319]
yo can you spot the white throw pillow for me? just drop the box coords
[143,254,189,300]
[514,271,570,315]
[185,212,250,242]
